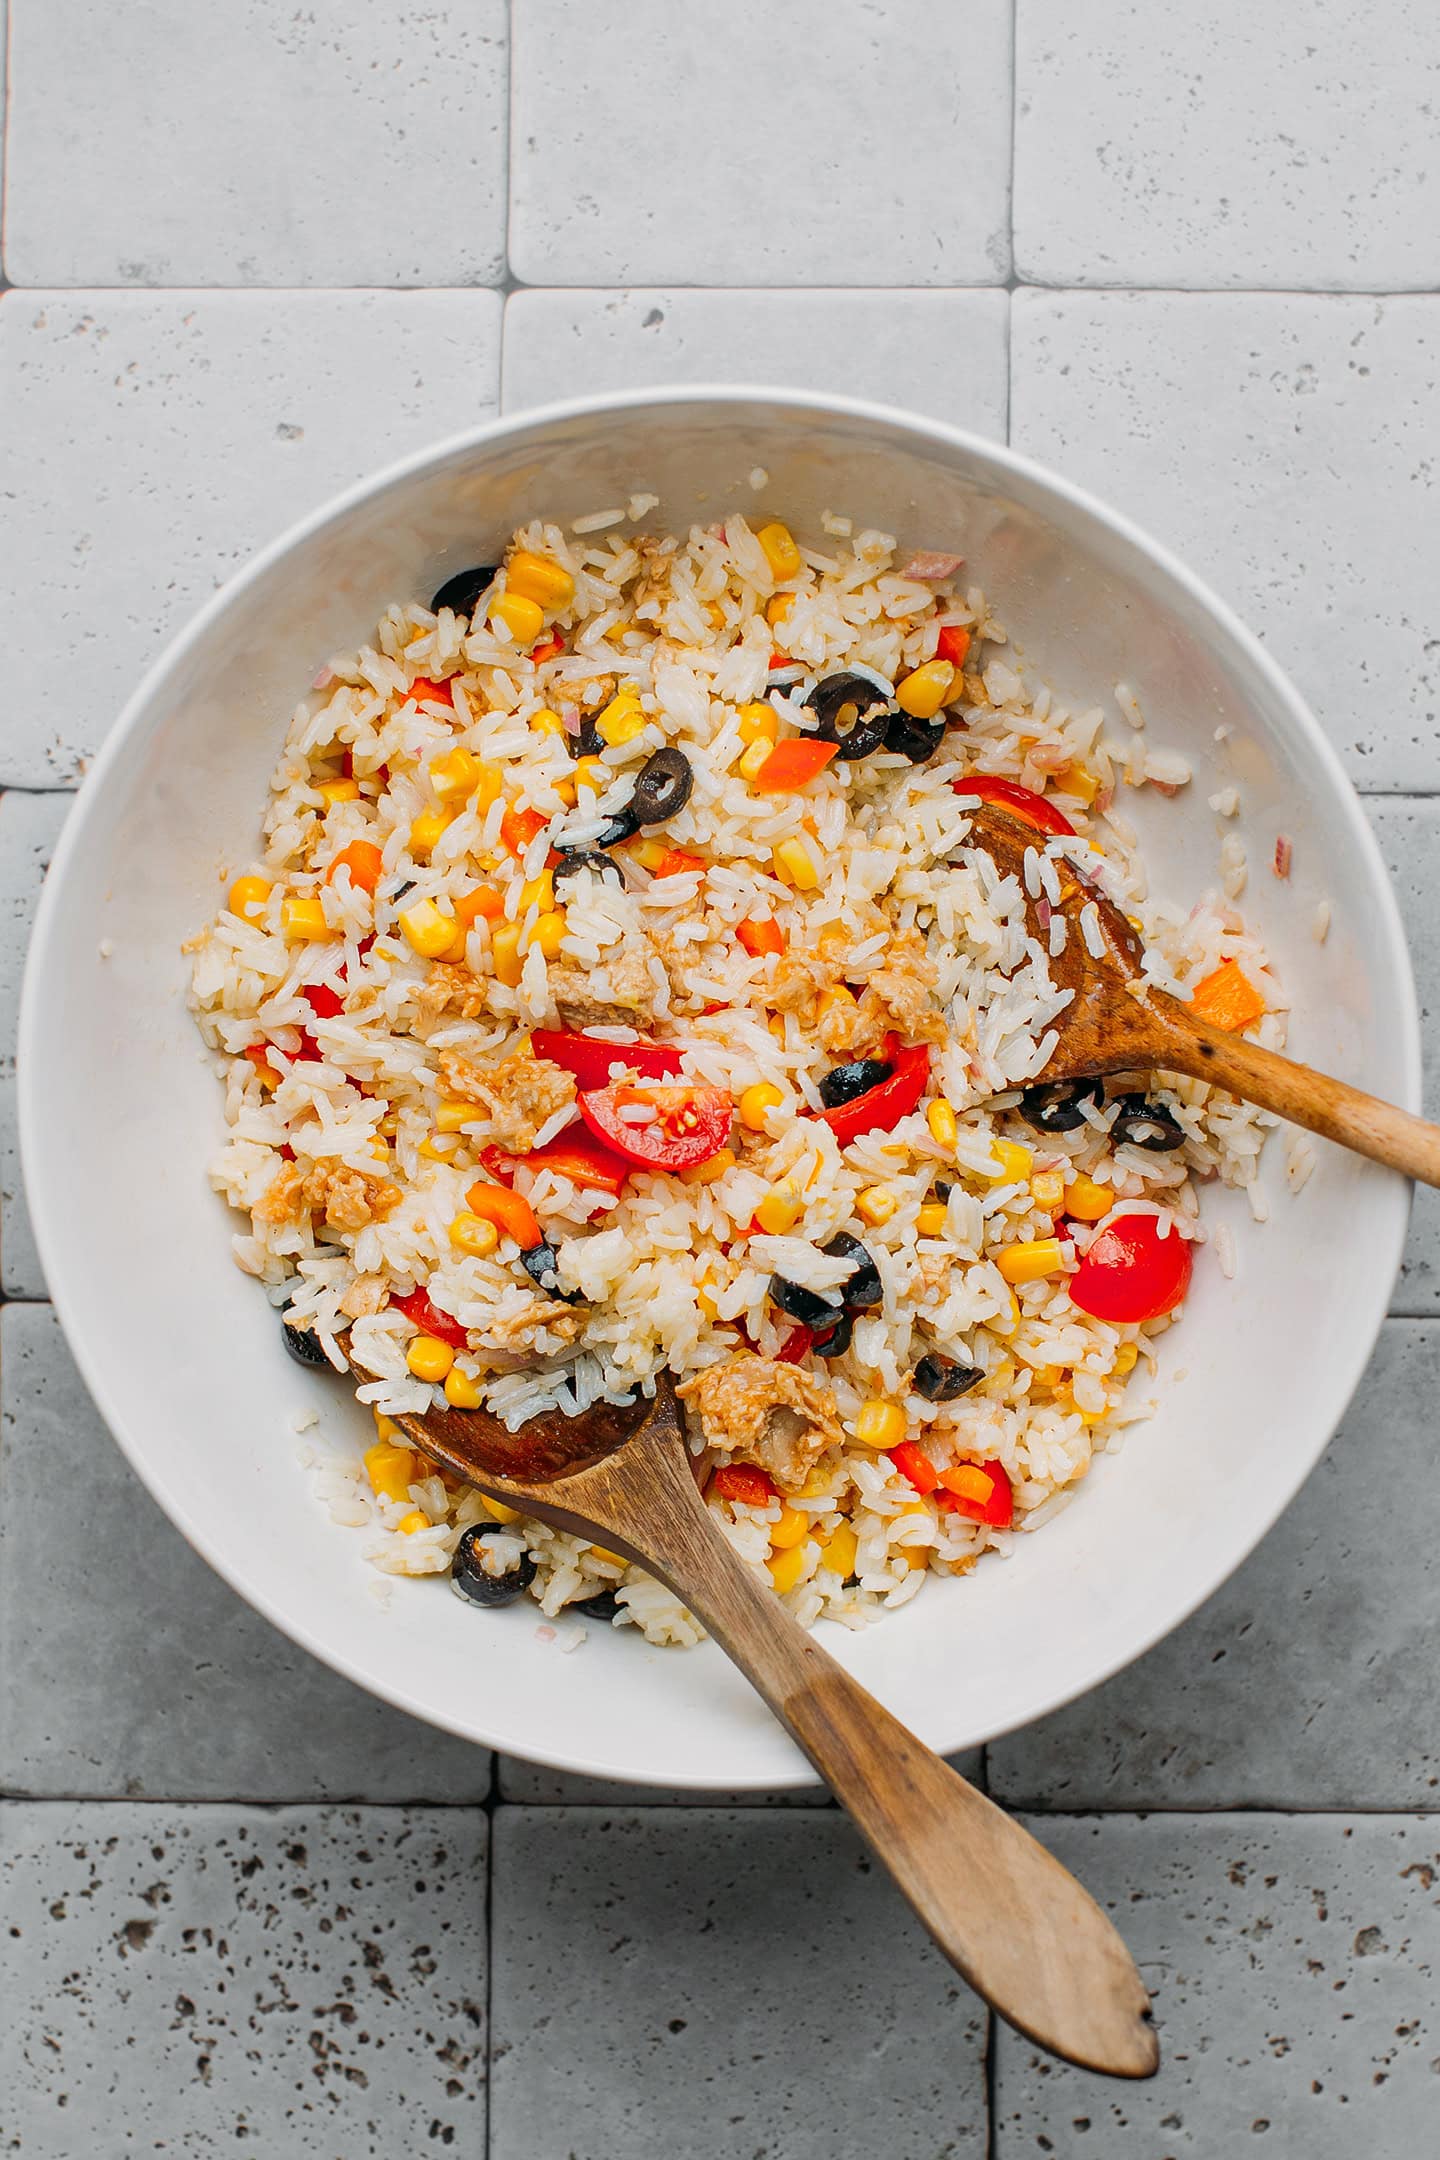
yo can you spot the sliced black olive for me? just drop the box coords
[818,1057,893,1110]
[281,1313,329,1369]
[770,1274,843,1329]
[883,710,946,765]
[809,1311,855,1359]
[1110,1093,1186,1152]
[802,671,893,759]
[1018,1077,1103,1134]
[594,806,641,850]
[520,1243,582,1302]
[912,1354,984,1403]
[932,1178,955,1202]
[575,716,606,759]
[553,847,625,888]
[821,1232,882,1312]
[388,878,416,903]
[629,747,694,827]
[430,565,499,618]
[573,1588,622,1621]
[451,1523,537,1609]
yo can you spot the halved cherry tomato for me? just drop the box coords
[817,1037,931,1148]
[886,1441,939,1496]
[325,839,384,894]
[408,676,454,707]
[936,624,972,669]
[751,737,839,792]
[303,982,345,1020]
[480,1128,630,1200]
[712,1463,779,1506]
[936,1458,1013,1528]
[736,917,786,958]
[391,1285,470,1350]
[500,803,549,858]
[530,1029,682,1090]
[578,1082,733,1171]
[953,774,1075,837]
[1069,1214,1192,1324]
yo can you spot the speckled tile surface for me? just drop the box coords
[4,3,1440,2151]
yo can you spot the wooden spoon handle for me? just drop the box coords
[1156,996,1440,1186]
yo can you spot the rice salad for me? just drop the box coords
[188,512,1286,1646]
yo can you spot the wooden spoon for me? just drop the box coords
[360,1360,1158,2080]
[964,801,1440,1185]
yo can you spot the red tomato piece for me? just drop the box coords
[303,982,345,1020]
[817,1039,931,1148]
[752,737,839,792]
[886,1441,940,1496]
[408,676,454,707]
[1069,1214,1193,1324]
[935,1458,1014,1528]
[954,773,1075,837]
[479,1127,631,1199]
[935,623,972,670]
[712,1463,780,1507]
[578,1082,733,1171]
[530,1029,682,1090]
[391,1286,470,1350]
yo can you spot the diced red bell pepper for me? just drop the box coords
[391,1286,470,1350]
[500,803,550,859]
[408,676,454,707]
[653,848,706,879]
[712,1463,780,1507]
[886,1441,940,1496]
[776,1323,814,1364]
[243,1043,279,1082]
[751,737,839,792]
[936,1458,1014,1528]
[303,982,345,1020]
[530,632,565,663]
[579,1082,733,1172]
[935,624,972,670]
[953,773,1075,837]
[736,917,786,958]
[1069,1214,1192,1324]
[817,1037,931,1148]
[530,1028,683,1089]
[480,1127,630,1199]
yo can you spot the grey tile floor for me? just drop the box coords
[2,2,1438,2152]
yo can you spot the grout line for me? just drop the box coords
[984,2007,999,2157]
[483,1751,499,2155]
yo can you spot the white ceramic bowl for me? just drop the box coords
[21,389,1417,1789]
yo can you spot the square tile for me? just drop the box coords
[5,0,507,285]
[0,289,501,787]
[1011,291,1440,791]
[988,1322,1440,1810]
[995,1814,1440,2156]
[502,288,1009,432]
[509,0,1012,287]
[1370,800,1440,1314]
[0,1801,486,2157]
[490,1807,988,2159]
[0,789,70,1298]
[1015,0,1440,290]
[0,1305,491,1800]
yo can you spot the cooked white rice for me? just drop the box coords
[189,512,1287,1646]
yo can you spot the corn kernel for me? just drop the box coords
[857,1184,899,1227]
[1055,760,1099,805]
[983,1139,1034,1184]
[1064,1173,1114,1222]
[1030,1170,1066,1209]
[531,909,568,959]
[505,549,575,611]
[739,737,774,783]
[398,897,460,960]
[926,1098,958,1150]
[472,760,505,812]
[489,589,545,643]
[318,776,361,806]
[444,1365,484,1408]
[738,701,779,746]
[695,1277,720,1322]
[996,1237,1066,1285]
[431,746,480,801]
[449,1210,500,1258]
[406,1333,454,1383]
[1113,1341,1139,1376]
[248,1058,281,1091]
[519,869,555,916]
[480,1493,522,1526]
[756,521,801,580]
[364,1440,416,1504]
[917,1202,950,1237]
[589,1543,626,1568]
[597,689,648,746]
[280,891,333,942]
[397,1508,430,1535]
[738,1081,785,1132]
[754,1187,801,1235]
[627,835,669,871]
[529,706,567,738]
[766,592,794,628]
[486,921,522,988]
[228,874,271,922]
[854,1399,906,1451]
[823,1521,858,1580]
[772,836,819,889]
[369,1136,390,1162]
[769,1505,810,1551]
[982,1357,1016,1396]
[408,811,452,859]
[418,1132,460,1163]
[988,1292,1021,1339]
[767,1544,808,1595]
[901,1545,931,1572]
[372,1410,400,1442]
[680,1147,736,1187]
[816,985,856,1030]
[435,1100,476,1135]
[895,659,956,720]
[438,922,470,963]
[572,755,609,794]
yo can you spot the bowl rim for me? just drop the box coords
[20,383,1420,1786]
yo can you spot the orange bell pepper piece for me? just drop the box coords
[1189,958,1266,1033]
